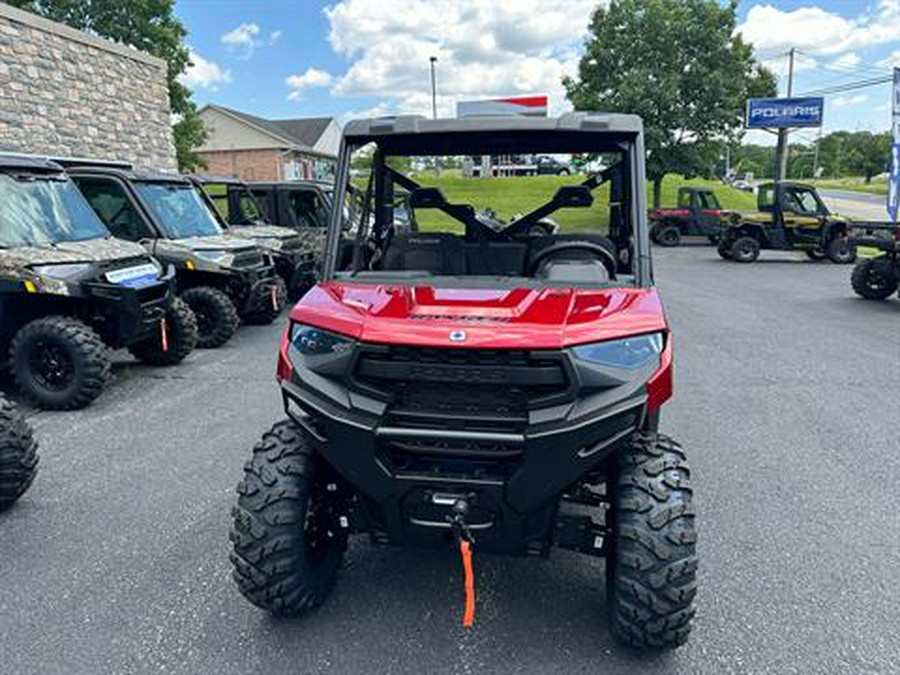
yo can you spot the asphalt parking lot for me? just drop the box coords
[2,246,898,675]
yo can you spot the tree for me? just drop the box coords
[564,0,776,207]
[843,132,891,183]
[7,0,207,171]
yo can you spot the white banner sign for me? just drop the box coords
[888,67,900,223]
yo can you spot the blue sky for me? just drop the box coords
[175,0,900,143]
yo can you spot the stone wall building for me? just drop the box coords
[0,3,176,171]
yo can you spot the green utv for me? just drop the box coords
[188,176,318,300]
[62,163,287,349]
[0,155,196,410]
[0,394,38,510]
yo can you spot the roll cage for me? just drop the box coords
[322,113,652,286]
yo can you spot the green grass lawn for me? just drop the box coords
[812,177,889,196]
[410,173,757,232]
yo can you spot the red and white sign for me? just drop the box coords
[457,95,548,118]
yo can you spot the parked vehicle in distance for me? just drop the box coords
[229,113,696,650]
[189,176,317,300]
[0,395,38,510]
[535,155,572,175]
[63,163,285,348]
[849,225,900,300]
[717,181,855,263]
[650,187,724,246]
[0,155,196,409]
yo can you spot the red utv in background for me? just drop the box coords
[229,113,697,650]
[650,186,725,246]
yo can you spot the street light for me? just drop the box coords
[429,56,437,120]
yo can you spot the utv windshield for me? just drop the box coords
[326,122,647,288]
[0,172,109,247]
[135,181,223,239]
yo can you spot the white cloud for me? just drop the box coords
[738,2,900,59]
[322,0,598,118]
[286,67,334,100]
[877,50,900,68]
[827,52,861,70]
[270,30,283,44]
[221,22,262,59]
[832,93,869,108]
[179,49,232,90]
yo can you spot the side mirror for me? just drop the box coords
[407,187,447,209]
[553,185,593,208]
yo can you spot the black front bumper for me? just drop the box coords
[281,348,650,556]
[82,266,174,348]
[274,251,316,296]
[227,263,281,315]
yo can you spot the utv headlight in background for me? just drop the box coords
[572,333,664,369]
[30,262,92,280]
[290,324,354,357]
[194,249,230,264]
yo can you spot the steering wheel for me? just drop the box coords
[527,241,617,279]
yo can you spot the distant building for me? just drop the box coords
[197,104,340,181]
[0,3,176,170]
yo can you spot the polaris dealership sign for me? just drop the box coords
[745,97,824,129]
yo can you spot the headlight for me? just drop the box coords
[572,333,664,369]
[290,324,354,356]
[194,249,230,264]
[30,263,92,280]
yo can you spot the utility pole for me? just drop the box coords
[774,47,795,181]
[429,56,438,120]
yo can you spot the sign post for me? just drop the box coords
[888,68,900,223]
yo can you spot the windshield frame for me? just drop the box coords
[0,171,111,247]
[322,130,651,287]
[134,180,224,239]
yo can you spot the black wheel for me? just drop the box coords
[805,248,826,261]
[128,297,199,366]
[656,225,681,247]
[826,237,856,264]
[850,258,898,300]
[242,277,287,325]
[607,432,697,650]
[230,420,347,616]
[181,286,239,349]
[10,316,109,410]
[557,168,570,176]
[707,234,720,245]
[716,238,733,260]
[0,396,39,511]
[731,236,760,263]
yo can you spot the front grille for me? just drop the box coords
[230,249,263,268]
[353,345,572,431]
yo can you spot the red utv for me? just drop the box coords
[229,114,697,650]
[650,186,724,246]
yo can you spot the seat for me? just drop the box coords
[463,241,527,276]
[380,233,465,274]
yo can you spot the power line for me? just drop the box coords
[799,76,892,96]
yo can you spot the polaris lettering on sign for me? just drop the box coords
[745,97,824,129]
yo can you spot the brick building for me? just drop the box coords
[196,104,339,181]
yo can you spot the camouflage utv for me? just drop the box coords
[0,155,197,410]
[188,176,317,300]
[62,164,286,349]
[0,394,38,510]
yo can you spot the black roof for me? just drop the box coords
[211,105,333,151]
[0,153,66,173]
[342,112,643,156]
[189,174,246,186]
[63,164,191,185]
[246,179,333,190]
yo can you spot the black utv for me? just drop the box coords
[189,176,318,299]
[0,155,196,409]
[62,164,286,349]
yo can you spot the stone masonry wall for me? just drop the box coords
[0,3,176,171]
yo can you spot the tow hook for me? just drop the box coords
[449,499,476,628]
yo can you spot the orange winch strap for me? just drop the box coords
[460,539,475,628]
[160,318,169,353]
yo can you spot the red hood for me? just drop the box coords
[290,282,667,349]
